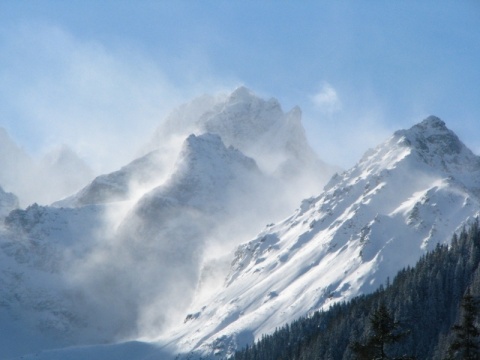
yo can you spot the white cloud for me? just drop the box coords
[310,82,342,114]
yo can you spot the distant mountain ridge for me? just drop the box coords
[0,128,93,206]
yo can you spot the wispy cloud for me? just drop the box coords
[310,82,342,114]
[0,23,233,175]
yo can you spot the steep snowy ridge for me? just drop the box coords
[117,132,268,254]
[199,87,335,188]
[395,116,480,192]
[156,116,480,359]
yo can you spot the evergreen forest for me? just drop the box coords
[233,220,480,360]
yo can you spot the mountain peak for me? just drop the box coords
[392,116,469,162]
[409,115,449,136]
[419,115,445,129]
[229,86,254,102]
[396,115,449,138]
[178,132,258,179]
[185,132,223,148]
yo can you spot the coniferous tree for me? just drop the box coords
[350,303,412,360]
[446,289,480,360]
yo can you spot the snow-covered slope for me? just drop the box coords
[1,130,302,359]
[157,116,480,359]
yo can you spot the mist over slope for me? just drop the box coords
[0,88,338,358]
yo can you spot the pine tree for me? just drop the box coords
[447,289,480,360]
[350,303,413,360]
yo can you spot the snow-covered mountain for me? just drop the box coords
[14,115,480,360]
[66,133,284,341]
[156,116,480,359]
[39,145,94,203]
[0,128,93,206]
[4,83,479,360]
[1,88,339,359]
[59,87,334,208]
[147,86,337,202]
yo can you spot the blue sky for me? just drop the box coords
[0,1,479,171]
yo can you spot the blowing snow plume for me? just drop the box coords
[0,87,339,357]
[147,87,340,200]
[69,121,331,339]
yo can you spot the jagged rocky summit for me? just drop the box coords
[59,87,336,208]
